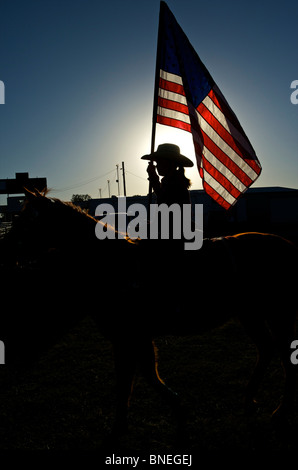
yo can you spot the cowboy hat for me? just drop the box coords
[141,143,194,167]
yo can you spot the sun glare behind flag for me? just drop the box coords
[152,2,262,210]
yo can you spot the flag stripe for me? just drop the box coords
[196,102,260,183]
[160,69,183,85]
[158,87,188,106]
[158,96,189,115]
[195,109,258,181]
[202,146,247,193]
[157,105,190,125]
[159,77,185,96]
[203,179,234,210]
[198,101,247,160]
[198,127,254,187]
[154,3,262,209]
[208,87,262,174]
[201,94,254,159]
[201,156,242,200]
[157,114,191,132]
[157,74,259,185]
[208,88,246,142]
[157,70,191,132]
[202,169,238,206]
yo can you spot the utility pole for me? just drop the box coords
[107,180,110,198]
[116,164,120,196]
[121,161,126,197]
[98,188,102,198]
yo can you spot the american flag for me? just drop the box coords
[153,2,262,210]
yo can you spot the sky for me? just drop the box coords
[0,0,297,205]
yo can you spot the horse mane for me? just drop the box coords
[25,188,95,220]
[51,197,97,223]
[23,188,137,244]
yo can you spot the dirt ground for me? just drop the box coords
[0,314,297,458]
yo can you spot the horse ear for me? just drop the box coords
[24,187,45,199]
[24,187,37,199]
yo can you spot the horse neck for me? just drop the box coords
[58,204,98,247]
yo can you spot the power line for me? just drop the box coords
[52,169,116,193]
[51,164,146,197]
[125,170,147,181]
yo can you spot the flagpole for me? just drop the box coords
[148,2,164,208]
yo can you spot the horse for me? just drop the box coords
[0,189,297,438]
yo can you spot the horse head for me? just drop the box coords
[2,189,90,267]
